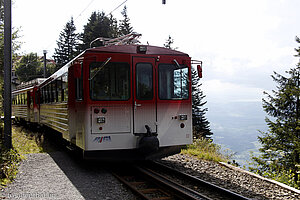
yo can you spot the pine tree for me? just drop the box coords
[250,37,300,187]
[53,17,79,70]
[163,36,211,139]
[78,11,118,50]
[191,68,213,139]
[119,6,133,36]
[109,14,119,38]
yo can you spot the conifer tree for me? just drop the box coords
[191,68,213,139]
[163,35,212,139]
[250,37,300,187]
[119,6,133,36]
[53,17,79,70]
[78,11,118,50]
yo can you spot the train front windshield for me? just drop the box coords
[90,62,130,101]
[158,64,189,100]
[89,62,189,101]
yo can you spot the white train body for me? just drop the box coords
[12,45,194,160]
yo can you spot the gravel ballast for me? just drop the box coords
[2,151,300,199]
[1,152,136,200]
[158,154,300,200]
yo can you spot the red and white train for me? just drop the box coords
[12,43,202,160]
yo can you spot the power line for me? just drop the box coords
[106,0,128,16]
[74,0,96,21]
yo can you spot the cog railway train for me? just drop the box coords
[12,40,202,160]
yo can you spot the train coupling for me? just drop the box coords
[137,125,159,155]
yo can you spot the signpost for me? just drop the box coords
[3,0,12,149]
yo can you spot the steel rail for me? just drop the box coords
[148,161,251,200]
[111,169,175,200]
[134,165,211,200]
[111,164,211,200]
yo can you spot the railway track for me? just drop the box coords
[111,161,251,200]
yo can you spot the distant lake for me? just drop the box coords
[207,101,267,168]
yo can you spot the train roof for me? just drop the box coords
[38,45,190,88]
[86,45,189,56]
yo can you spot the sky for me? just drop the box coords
[12,0,300,162]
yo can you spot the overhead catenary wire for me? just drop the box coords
[45,0,129,54]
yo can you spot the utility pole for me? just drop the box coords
[43,50,47,78]
[3,0,12,149]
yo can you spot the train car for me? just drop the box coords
[13,39,202,160]
[12,78,45,123]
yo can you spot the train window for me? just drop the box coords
[46,85,50,103]
[42,88,45,103]
[62,73,68,102]
[57,77,62,102]
[136,63,153,100]
[53,81,58,102]
[158,64,189,100]
[75,64,83,101]
[90,62,130,101]
[40,89,43,104]
[51,81,56,102]
[28,91,31,106]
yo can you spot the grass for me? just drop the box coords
[181,138,229,163]
[12,126,45,154]
[1,124,54,189]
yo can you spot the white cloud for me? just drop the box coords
[202,79,264,103]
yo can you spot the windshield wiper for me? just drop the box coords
[89,57,111,80]
[173,59,181,69]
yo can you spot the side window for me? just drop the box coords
[62,73,68,102]
[51,81,56,102]
[46,85,50,103]
[57,77,62,102]
[158,64,189,100]
[40,89,44,104]
[75,64,83,101]
[24,93,27,105]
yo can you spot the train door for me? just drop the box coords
[133,57,157,134]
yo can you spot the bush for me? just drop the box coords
[0,143,22,188]
[181,138,229,162]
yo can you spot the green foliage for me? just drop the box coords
[250,37,300,187]
[119,6,133,36]
[182,138,228,162]
[250,153,299,188]
[0,0,21,102]
[0,125,58,188]
[0,143,22,189]
[15,53,43,82]
[53,17,79,70]
[77,7,134,51]
[192,68,213,139]
[12,126,44,154]
[78,11,118,50]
